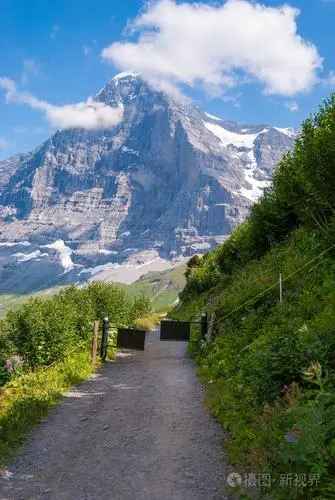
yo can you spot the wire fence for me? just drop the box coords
[211,242,335,330]
[39,336,93,373]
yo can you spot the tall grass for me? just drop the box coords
[133,312,163,331]
[0,348,95,465]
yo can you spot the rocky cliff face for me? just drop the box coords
[0,72,297,292]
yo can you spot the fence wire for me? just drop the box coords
[212,242,335,330]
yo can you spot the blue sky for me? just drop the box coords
[0,0,334,160]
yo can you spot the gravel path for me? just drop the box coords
[0,328,229,500]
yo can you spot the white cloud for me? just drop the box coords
[0,77,16,93]
[102,0,322,97]
[0,77,123,130]
[45,98,123,129]
[50,24,60,39]
[21,58,41,85]
[284,101,299,112]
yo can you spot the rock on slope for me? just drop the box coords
[0,72,297,292]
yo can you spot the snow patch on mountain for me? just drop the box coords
[80,262,120,276]
[98,249,119,255]
[114,71,140,81]
[239,150,271,201]
[274,127,297,138]
[13,250,49,263]
[122,146,139,155]
[41,240,74,273]
[0,241,31,247]
[204,121,269,148]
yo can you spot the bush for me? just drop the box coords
[0,282,152,382]
[0,321,16,385]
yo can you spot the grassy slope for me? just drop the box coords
[172,227,335,498]
[0,287,63,317]
[119,263,186,311]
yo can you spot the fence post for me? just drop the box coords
[200,311,208,339]
[206,312,216,343]
[100,316,109,361]
[91,320,99,366]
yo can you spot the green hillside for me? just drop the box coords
[0,264,186,317]
[119,263,187,311]
[172,94,335,498]
[0,287,63,317]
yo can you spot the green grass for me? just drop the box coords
[0,287,62,317]
[134,312,163,330]
[0,348,96,465]
[0,294,30,317]
[119,263,186,310]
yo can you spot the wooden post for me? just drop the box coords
[91,321,99,366]
[279,272,283,305]
[206,312,216,343]
[100,316,109,361]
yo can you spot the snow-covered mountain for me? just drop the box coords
[0,72,298,292]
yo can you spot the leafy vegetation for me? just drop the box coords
[133,312,162,331]
[0,349,94,464]
[173,94,335,498]
[0,281,151,464]
[0,282,151,380]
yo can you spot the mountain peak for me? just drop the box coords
[95,71,148,106]
[113,71,141,81]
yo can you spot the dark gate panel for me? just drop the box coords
[160,320,190,341]
[117,328,146,351]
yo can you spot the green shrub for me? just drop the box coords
[0,281,152,381]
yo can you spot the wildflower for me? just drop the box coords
[301,361,328,392]
[5,355,24,374]
[5,359,13,373]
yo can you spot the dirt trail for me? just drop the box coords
[0,328,229,500]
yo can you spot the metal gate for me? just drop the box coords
[100,317,146,360]
[160,313,208,342]
[100,313,209,361]
[160,320,191,341]
[117,328,146,351]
